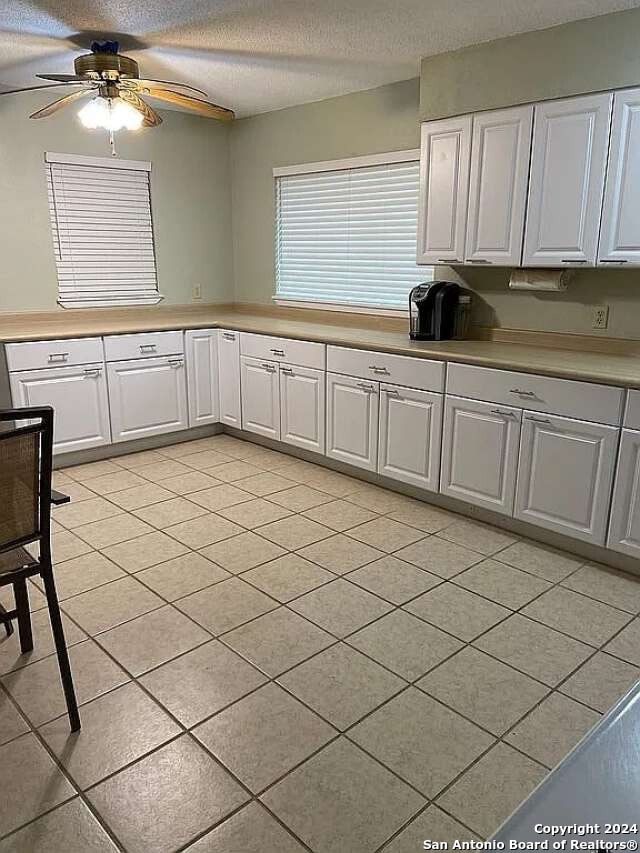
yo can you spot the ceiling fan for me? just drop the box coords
[0,40,234,152]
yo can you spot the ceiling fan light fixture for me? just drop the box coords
[78,96,143,131]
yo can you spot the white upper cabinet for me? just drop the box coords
[218,329,242,428]
[185,329,219,428]
[240,357,280,441]
[523,92,613,267]
[465,105,533,266]
[608,429,640,558]
[599,88,640,266]
[417,115,471,265]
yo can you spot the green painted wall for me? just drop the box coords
[0,91,234,311]
[420,7,640,121]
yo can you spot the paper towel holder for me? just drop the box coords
[509,269,574,292]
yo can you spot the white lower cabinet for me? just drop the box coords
[608,429,640,557]
[440,396,522,515]
[326,373,379,472]
[515,412,619,545]
[218,329,242,428]
[280,364,325,454]
[107,356,188,443]
[10,364,111,455]
[240,357,280,441]
[186,329,218,427]
[378,384,442,491]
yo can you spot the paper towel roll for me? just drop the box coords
[509,269,570,291]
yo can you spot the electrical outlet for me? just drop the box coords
[192,283,202,301]
[592,304,609,330]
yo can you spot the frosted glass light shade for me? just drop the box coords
[78,97,143,131]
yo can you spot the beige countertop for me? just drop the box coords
[2,305,640,389]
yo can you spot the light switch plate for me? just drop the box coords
[192,283,202,301]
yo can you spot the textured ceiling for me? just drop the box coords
[1,0,640,117]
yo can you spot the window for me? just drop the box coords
[45,152,161,308]
[275,151,433,312]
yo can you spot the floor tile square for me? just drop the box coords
[199,531,286,573]
[195,682,335,792]
[522,587,632,646]
[438,519,517,556]
[65,460,122,482]
[187,483,253,512]
[209,460,263,481]
[136,552,229,600]
[268,485,333,512]
[40,682,179,789]
[303,500,378,532]
[242,553,333,602]
[0,798,119,853]
[133,497,207,528]
[0,733,75,838]
[278,643,404,730]
[261,738,424,853]
[404,583,509,642]
[0,608,85,675]
[348,610,462,681]
[106,482,175,511]
[561,563,640,613]
[0,694,29,747]
[187,802,306,853]
[113,449,167,470]
[97,606,210,675]
[496,539,585,582]
[417,646,548,735]
[88,736,248,853]
[51,530,94,562]
[217,498,292,529]
[474,614,592,686]
[139,640,266,727]
[61,576,163,635]
[235,471,296,496]
[176,577,277,634]
[386,500,458,533]
[289,578,393,637]
[559,652,640,712]
[437,743,546,838]
[348,517,424,552]
[385,806,479,852]
[2,639,128,726]
[350,687,493,797]
[223,607,334,676]
[180,449,233,470]
[454,559,552,609]
[302,469,364,498]
[73,515,154,549]
[157,439,216,459]
[161,471,223,495]
[505,692,600,768]
[347,556,441,605]
[604,618,640,666]
[53,497,123,530]
[166,513,243,548]
[101,531,189,573]
[241,447,294,469]
[136,459,195,482]
[297,533,383,574]
[81,470,148,496]
[395,536,482,578]
[42,551,126,600]
[53,480,97,504]
[346,485,411,513]
[258,515,334,549]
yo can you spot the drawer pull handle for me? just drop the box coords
[281,366,293,374]
[369,365,389,374]
[599,260,627,264]
[385,388,401,397]
[527,415,552,425]
[468,258,492,264]
[48,352,69,363]
[260,363,277,372]
[491,408,514,418]
[437,258,460,264]
[222,332,236,341]
[561,259,587,264]
[357,382,375,392]
[510,388,536,397]
[140,343,157,353]
[270,348,285,357]
[168,358,184,367]
[83,367,101,377]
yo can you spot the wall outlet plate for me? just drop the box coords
[192,284,202,301]
[592,304,609,330]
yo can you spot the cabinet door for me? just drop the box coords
[465,105,533,266]
[107,356,188,443]
[599,88,640,266]
[417,116,472,265]
[185,329,219,427]
[240,357,280,441]
[440,396,521,516]
[515,412,618,545]
[523,93,613,267]
[10,364,111,455]
[326,373,379,472]
[378,384,442,491]
[280,365,325,454]
[218,329,241,428]
[608,429,640,557]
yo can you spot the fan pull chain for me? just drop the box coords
[109,129,117,157]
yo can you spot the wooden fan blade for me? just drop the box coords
[141,88,234,121]
[0,82,90,96]
[118,89,162,127]
[30,88,92,118]
[37,74,93,82]
[122,78,208,97]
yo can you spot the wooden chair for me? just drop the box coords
[0,406,80,731]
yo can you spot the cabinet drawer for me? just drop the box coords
[625,391,640,429]
[104,331,184,361]
[6,337,104,371]
[240,333,324,369]
[446,363,624,425]
[327,346,445,393]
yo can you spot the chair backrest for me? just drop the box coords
[0,407,54,555]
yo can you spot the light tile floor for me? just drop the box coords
[1,433,640,852]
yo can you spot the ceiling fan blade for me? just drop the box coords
[36,74,94,83]
[0,82,90,97]
[121,78,208,97]
[140,88,235,121]
[118,89,162,127]
[30,88,92,119]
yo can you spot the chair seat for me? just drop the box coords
[0,547,38,578]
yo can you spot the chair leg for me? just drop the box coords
[40,566,81,732]
[0,602,14,638]
[13,579,33,653]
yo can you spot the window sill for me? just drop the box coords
[273,298,408,318]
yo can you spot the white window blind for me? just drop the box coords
[275,153,433,311]
[45,152,162,308]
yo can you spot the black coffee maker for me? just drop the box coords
[409,282,467,341]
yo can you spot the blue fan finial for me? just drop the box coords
[90,40,120,55]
